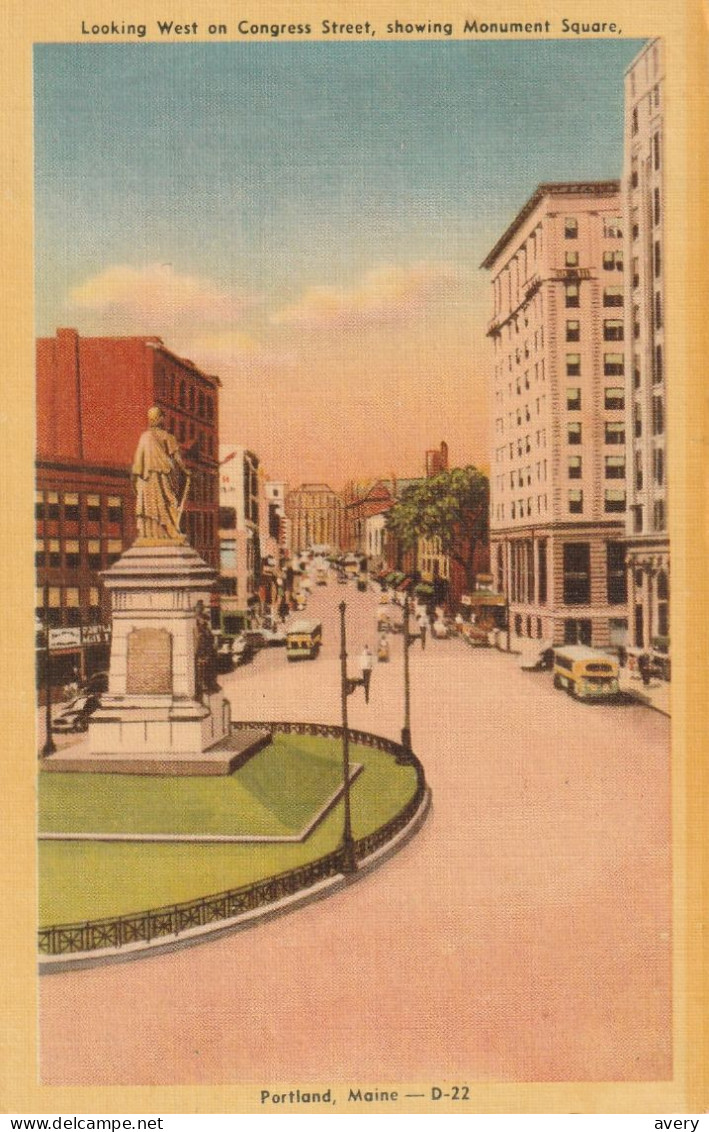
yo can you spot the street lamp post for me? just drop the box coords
[338,600,372,875]
[400,594,424,764]
[41,581,56,759]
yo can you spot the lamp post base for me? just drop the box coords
[340,836,357,875]
[397,728,416,765]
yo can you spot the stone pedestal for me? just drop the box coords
[89,543,232,757]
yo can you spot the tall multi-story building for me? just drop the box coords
[623,39,670,659]
[285,484,344,553]
[36,329,221,684]
[483,182,629,649]
[218,445,261,633]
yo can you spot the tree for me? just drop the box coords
[385,466,489,593]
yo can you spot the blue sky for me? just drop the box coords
[34,39,645,483]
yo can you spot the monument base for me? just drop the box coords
[41,727,272,776]
[89,690,232,756]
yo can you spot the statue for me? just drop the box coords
[132,406,190,543]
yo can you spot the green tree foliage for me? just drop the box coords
[386,467,489,590]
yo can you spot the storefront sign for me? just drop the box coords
[48,628,81,650]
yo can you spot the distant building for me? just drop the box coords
[425,441,449,478]
[344,480,397,556]
[218,445,261,633]
[36,328,220,684]
[483,182,629,649]
[285,484,344,553]
[623,39,670,660]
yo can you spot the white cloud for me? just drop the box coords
[68,263,257,330]
[272,262,462,330]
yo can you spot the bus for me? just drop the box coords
[286,620,323,661]
[552,646,620,701]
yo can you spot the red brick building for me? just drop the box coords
[36,329,220,684]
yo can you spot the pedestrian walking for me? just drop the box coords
[638,651,652,687]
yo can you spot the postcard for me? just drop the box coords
[0,0,707,1116]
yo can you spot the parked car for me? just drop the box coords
[231,634,255,666]
[52,692,101,733]
[241,629,268,650]
[261,627,287,647]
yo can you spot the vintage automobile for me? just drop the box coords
[52,692,101,733]
[286,620,323,661]
[552,646,620,701]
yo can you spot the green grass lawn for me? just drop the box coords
[39,736,347,838]
[38,739,419,926]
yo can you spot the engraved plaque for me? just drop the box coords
[126,628,172,694]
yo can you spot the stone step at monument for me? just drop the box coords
[41,727,272,776]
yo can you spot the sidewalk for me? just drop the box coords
[618,666,671,716]
[459,632,671,718]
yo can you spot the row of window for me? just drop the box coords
[565,284,624,309]
[155,370,216,423]
[502,540,627,607]
[564,215,623,240]
[568,490,626,514]
[35,586,102,628]
[164,414,216,458]
[36,538,124,570]
[630,501,667,534]
[36,491,124,525]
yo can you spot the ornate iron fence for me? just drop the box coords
[39,722,426,958]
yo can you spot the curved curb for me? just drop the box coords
[39,786,432,974]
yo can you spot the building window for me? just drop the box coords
[605,387,625,410]
[566,354,581,377]
[604,353,624,376]
[538,539,547,604]
[65,494,84,526]
[87,540,101,570]
[653,396,665,435]
[87,494,101,522]
[654,501,666,530]
[632,257,640,289]
[605,455,626,479]
[565,283,580,308]
[655,292,662,327]
[35,539,45,568]
[65,588,81,626]
[603,250,623,271]
[220,538,237,571]
[568,489,583,514]
[107,539,123,566]
[604,489,626,513]
[35,491,45,522]
[603,216,623,239]
[604,319,624,341]
[634,404,643,438]
[607,542,627,604]
[653,447,665,485]
[46,492,60,521]
[632,106,639,135]
[605,421,625,445]
[603,287,623,307]
[88,587,101,622]
[564,217,578,238]
[568,422,582,445]
[653,131,661,171]
[654,188,661,226]
[565,251,579,268]
[654,240,662,277]
[107,496,122,524]
[633,356,641,388]
[568,455,582,479]
[566,320,580,342]
[48,539,61,569]
[567,388,581,411]
[635,452,644,491]
[654,344,663,383]
[563,543,590,605]
[65,540,80,570]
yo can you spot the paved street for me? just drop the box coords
[39,577,671,1084]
